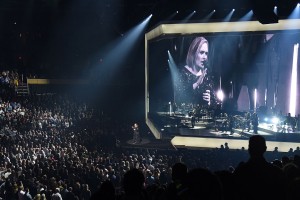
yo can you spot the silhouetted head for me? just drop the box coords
[172,162,188,182]
[248,135,267,157]
[182,167,223,200]
[90,180,115,200]
[123,168,145,195]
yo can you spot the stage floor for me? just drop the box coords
[162,120,300,139]
[171,136,300,152]
[155,114,300,152]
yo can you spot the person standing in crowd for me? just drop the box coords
[234,135,287,200]
[175,36,219,108]
[132,123,140,144]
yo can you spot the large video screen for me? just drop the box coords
[149,33,300,114]
[146,21,300,144]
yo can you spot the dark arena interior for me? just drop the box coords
[1,0,300,199]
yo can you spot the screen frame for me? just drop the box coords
[145,19,300,139]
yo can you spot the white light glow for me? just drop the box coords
[264,117,268,122]
[289,43,298,117]
[217,89,224,102]
[272,117,279,124]
[264,88,267,105]
[274,6,278,15]
[230,81,233,98]
[254,88,257,111]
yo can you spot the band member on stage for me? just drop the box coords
[228,115,234,135]
[245,112,251,132]
[132,123,140,144]
[284,112,296,132]
[221,113,229,132]
[191,114,196,128]
[251,113,259,134]
[297,114,300,131]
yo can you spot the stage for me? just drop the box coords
[152,112,300,152]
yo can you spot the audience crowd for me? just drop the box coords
[0,76,300,200]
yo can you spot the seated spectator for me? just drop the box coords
[122,168,148,200]
[90,180,115,200]
[166,162,188,200]
[180,167,223,200]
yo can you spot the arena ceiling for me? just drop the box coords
[0,0,299,78]
[1,0,299,31]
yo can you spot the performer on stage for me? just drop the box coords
[175,36,219,108]
[132,123,140,144]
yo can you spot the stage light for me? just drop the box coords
[182,11,196,22]
[289,43,298,117]
[229,81,233,98]
[217,89,224,102]
[254,88,257,112]
[239,10,254,21]
[217,77,224,102]
[163,11,179,23]
[203,10,216,21]
[287,3,300,19]
[274,6,277,15]
[223,9,235,22]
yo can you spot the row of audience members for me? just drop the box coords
[0,70,19,87]
[0,91,299,199]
